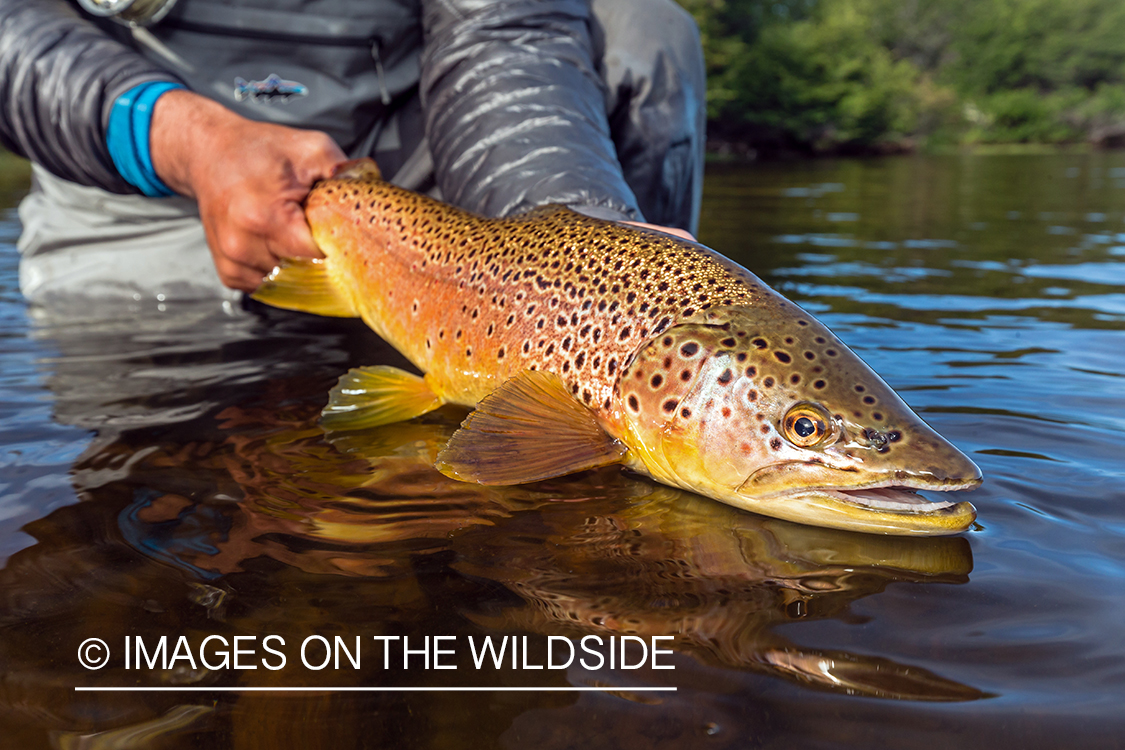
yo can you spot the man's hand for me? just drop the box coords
[151,90,346,292]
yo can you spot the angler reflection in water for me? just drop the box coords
[0,303,986,749]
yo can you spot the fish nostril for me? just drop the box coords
[864,428,888,447]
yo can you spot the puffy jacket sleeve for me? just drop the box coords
[420,0,642,221]
[0,0,183,193]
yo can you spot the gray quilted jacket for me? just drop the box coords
[0,0,641,221]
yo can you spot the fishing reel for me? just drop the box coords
[77,0,178,26]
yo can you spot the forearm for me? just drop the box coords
[0,0,181,192]
[420,0,641,221]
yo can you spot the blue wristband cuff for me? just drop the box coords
[107,82,186,197]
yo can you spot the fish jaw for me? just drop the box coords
[632,448,980,536]
[722,484,978,536]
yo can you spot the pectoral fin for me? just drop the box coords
[251,258,358,318]
[321,366,442,432]
[435,370,626,485]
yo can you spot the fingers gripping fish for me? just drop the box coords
[254,159,982,536]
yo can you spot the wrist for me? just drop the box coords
[150,90,246,199]
[106,81,186,197]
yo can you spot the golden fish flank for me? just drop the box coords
[254,159,982,536]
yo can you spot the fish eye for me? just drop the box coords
[782,403,831,448]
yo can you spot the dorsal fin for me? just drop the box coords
[435,370,626,485]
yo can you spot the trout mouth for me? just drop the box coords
[731,475,980,536]
[811,485,959,512]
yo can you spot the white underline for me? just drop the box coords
[75,686,676,693]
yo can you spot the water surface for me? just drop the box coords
[1,153,1122,748]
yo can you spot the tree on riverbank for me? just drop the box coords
[679,0,1125,154]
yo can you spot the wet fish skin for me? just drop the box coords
[254,159,981,535]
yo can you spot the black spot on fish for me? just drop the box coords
[775,352,791,363]
[717,368,733,384]
[680,342,699,357]
[888,430,902,442]
[752,338,768,349]
[813,379,826,389]
[663,399,679,413]
[790,374,800,384]
[770,437,782,450]
[863,396,876,405]
[681,407,692,418]
[651,374,664,388]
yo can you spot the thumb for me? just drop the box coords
[270,200,324,260]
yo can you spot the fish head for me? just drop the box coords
[615,305,981,535]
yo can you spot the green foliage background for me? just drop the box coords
[679,0,1125,153]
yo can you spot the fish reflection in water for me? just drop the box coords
[0,305,987,749]
[88,379,985,704]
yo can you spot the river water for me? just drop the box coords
[0,154,1122,749]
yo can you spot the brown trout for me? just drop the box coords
[254,159,981,536]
